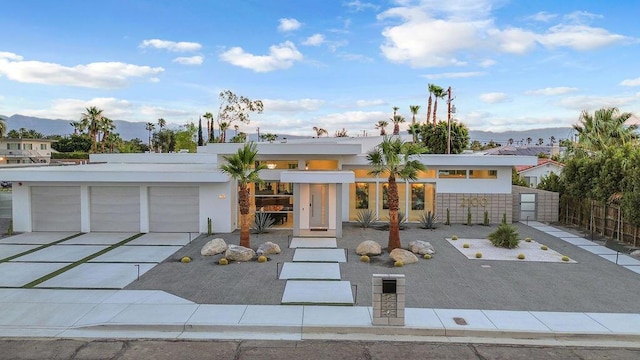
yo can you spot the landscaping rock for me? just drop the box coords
[389,248,418,264]
[356,240,382,256]
[630,250,640,258]
[408,240,435,255]
[225,245,256,262]
[200,238,227,256]
[257,241,281,255]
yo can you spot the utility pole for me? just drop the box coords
[447,86,452,154]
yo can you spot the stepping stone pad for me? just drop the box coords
[281,281,353,305]
[279,262,341,280]
[290,237,337,249]
[292,249,346,263]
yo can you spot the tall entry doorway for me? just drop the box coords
[309,184,328,229]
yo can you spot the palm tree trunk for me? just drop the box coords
[426,95,432,124]
[387,176,401,251]
[239,186,251,248]
[432,99,438,125]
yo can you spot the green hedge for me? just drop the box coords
[51,152,90,159]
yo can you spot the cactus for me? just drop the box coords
[483,211,490,226]
[525,237,532,242]
[517,253,525,260]
[502,212,507,225]
[257,255,267,263]
[562,256,570,262]
[445,208,451,225]
[451,235,458,240]
[7,220,13,236]
[360,255,370,262]
[463,243,470,248]
[541,245,548,250]
[219,258,229,265]
[466,207,472,226]
[475,252,482,258]
[423,254,432,260]
[394,260,404,267]
[207,218,213,236]
[181,256,191,263]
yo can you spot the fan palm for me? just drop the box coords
[375,120,388,136]
[220,142,266,248]
[573,107,637,153]
[81,106,104,152]
[431,85,446,124]
[391,115,405,135]
[367,136,427,251]
[145,122,155,147]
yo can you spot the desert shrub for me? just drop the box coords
[252,212,275,234]
[475,252,482,258]
[360,255,370,262]
[466,207,472,226]
[488,223,520,249]
[517,253,525,260]
[419,211,439,229]
[356,209,376,228]
[525,237,532,242]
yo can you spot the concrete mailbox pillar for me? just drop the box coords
[372,274,405,326]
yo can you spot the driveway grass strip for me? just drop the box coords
[21,233,144,288]
[0,233,84,263]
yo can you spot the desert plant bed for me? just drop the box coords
[446,237,576,263]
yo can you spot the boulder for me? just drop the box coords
[408,240,435,255]
[356,240,382,256]
[389,248,419,264]
[257,241,281,255]
[225,245,256,262]
[630,250,640,258]
[200,238,227,256]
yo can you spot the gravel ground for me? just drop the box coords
[126,221,640,313]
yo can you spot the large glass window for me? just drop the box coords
[256,160,298,170]
[355,182,369,209]
[248,181,293,228]
[411,183,425,210]
[438,169,467,178]
[469,169,498,179]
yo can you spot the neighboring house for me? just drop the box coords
[515,158,565,188]
[484,145,564,158]
[0,136,539,236]
[0,138,55,165]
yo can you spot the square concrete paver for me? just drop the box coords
[530,312,611,333]
[0,244,41,260]
[127,233,197,246]
[14,245,108,262]
[578,245,620,255]
[63,233,137,245]
[292,249,346,262]
[599,254,640,266]
[290,237,337,248]
[186,305,248,326]
[481,310,551,332]
[560,237,595,246]
[405,308,445,329]
[89,245,182,263]
[303,306,372,326]
[240,305,304,325]
[0,262,71,287]
[281,281,353,305]
[36,263,156,289]
[434,309,497,331]
[279,263,341,280]
[0,302,96,327]
[0,232,78,245]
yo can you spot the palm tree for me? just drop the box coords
[537,138,544,146]
[81,106,104,152]
[157,118,166,130]
[312,126,328,137]
[367,136,427,251]
[391,115,405,135]
[508,138,514,146]
[219,121,230,142]
[375,120,388,136]
[145,122,155,148]
[260,133,277,143]
[0,119,6,138]
[431,85,446,124]
[69,121,83,135]
[407,123,421,143]
[426,83,437,124]
[573,107,637,152]
[409,105,420,125]
[99,117,115,153]
[220,142,266,248]
[549,136,556,146]
[526,137,532,146]
[203,112,215,142]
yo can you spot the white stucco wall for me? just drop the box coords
[519,164,564,187]
[200,183,233,233]
[11,184,31,232]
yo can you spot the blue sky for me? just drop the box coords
[1,0,639,137]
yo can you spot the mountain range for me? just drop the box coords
[0,114,574,145]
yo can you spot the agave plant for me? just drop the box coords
[356,209,376,228]
[419,211,439,229]
[251,212,275,234]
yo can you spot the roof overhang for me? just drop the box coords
[280,170,355,184]
[345,154,538,167]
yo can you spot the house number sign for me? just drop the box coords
[460,196,488,207]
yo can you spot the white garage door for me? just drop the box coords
[90,186,140,232]
[149,186,199,232]
[32,186,81,231]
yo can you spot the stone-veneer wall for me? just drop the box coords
[436,193,513,224]
[512,186,559,223]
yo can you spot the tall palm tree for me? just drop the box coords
[220,142,266,248]
[69,121,83,135]
[145,122,155,148]
[157,118,166,130]
[391,115,405,135]
[408,123,421,143]
[99,117,115,153]
[81,106,104,152]
[219,121,230,143]
[312,126,328,137]
[203,112,215,142]
[431,85,446,124]
[0,119,6,138]
[367,136,427,251]
[409,105,420,125]
[426,83,439,124]
[375,120,388,136]
[526,137,532,146]
[537,138,544,146]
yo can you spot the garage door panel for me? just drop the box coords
[149,187,199,232]
[91,186,140,232]
[32,186,81,231]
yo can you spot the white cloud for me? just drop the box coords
[539,25,627,50]
[488,27,538,54]
[22,97,134,119]
[140,105,192,118]
[278,18,301,32]
[219,41,303,72]
[356,99,386,107]
[621,77,640,86]
[344,0,380,12]
[527,11,558,22]
[302,34,326,46]
[315,110,387,128]
[263,98,325,112]
[423,71,485,80]
[0,52,23,61]
[479,92,509,103]
[479,59,496,67]
[564,11,602,24]
[558,95,637,111]
[525,87,578,96]
[0,54,164,88]
[172,56,204,65]
[338,53,373,62]
[139,39,202,52]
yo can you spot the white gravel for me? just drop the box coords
[446,238,577,263]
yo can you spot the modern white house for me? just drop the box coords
[0,136,538,237]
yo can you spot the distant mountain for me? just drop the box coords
[0,113,576,144]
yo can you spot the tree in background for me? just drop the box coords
[152,128,175,153]
[220,142,266,248]
[80,106,104,152]
[418,121,469,154]
[407,123,421,143]
[260,133,277,143]
[174,123,197,152]
[367,136,427,251]
[334,128,348,137]
[0,119,6,138]
[145,122,155,148]
[197,117,204,146]
[391,114,405,135]
[312,126,328,137]
[409,105,420,141]
[572,107,637,154]
[157,118,166,130]
[375,120,388,136]
[431,85,446,124]
[230,132,247,143]
[203,112,215,142]
[7,128,44,139]
[216,90,263,143]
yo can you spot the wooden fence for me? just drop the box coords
[560,197,639,247]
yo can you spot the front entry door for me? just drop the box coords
[309,184,328,229]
